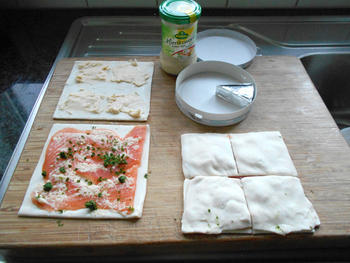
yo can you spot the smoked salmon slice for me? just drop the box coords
[31,125,147,215]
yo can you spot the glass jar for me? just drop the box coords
[159,0,201,75]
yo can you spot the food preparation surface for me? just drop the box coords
[1,56,350,250]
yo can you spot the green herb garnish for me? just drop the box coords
[100,152,127,168]
[43,182,53,192]
[59,152,67,159]
[41,171,47,177]
[59,167,66,173]
[85,200,97,211]
[118,175,127,183]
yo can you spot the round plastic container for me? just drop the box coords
[176,61,257,126]
[196,29,258,68]
[159,0,201,75]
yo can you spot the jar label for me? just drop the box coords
[161,23,197,59]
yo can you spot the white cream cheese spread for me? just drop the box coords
[59,89,105,114]
[107,92,146,118]
[75,62,110,83]
[111,60,150,87]
[59,89,145,119]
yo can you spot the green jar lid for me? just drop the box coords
[159,0,201,25]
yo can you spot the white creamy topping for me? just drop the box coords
[59,89,145,119]
[111,60,150,87]
[75,62,110,83]
[59,89,104,114]
[75,161,108,173]
[107,93,145,118]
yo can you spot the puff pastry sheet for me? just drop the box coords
[53,61,154,121]
[18,124,150,219]
[230,131,298,176]
[181,133,238,179]
[182,176,252,234]
[242,176,320,235]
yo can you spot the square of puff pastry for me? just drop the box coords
[230,131,298,176]
[181,133,238,179]
[182,176,252,234]
[241,176,320,235]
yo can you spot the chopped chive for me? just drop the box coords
[85,200,97,211]
[43,182,53,192]
[118,175,127,183]
[59,152,67,159]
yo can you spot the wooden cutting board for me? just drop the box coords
[1,56,350,254]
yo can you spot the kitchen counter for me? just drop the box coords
[1,12,350,261]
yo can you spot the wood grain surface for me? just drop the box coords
[1,56,350,249]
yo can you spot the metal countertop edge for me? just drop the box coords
[0,18,84,205]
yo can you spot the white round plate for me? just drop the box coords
[196,29,257,68]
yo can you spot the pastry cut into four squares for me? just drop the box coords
[181,131,297,178]
[181,131,320,235]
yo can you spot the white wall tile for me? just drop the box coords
[297,0,350,8]
[88,0,157,8]
[228,0,297,8]
[18,0,87,8]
